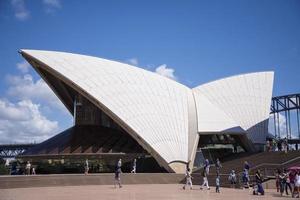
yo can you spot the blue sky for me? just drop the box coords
[0,0,299,143]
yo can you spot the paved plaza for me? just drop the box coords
[0,184,287,200]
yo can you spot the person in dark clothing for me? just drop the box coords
[275,169,280,192]
[114,159,122,188]
[279,170,286,196]
[284,169,292,195]
[278,140,282,151]
[254,170,264,195]
[233,145,237,153]
[215,158,222,176]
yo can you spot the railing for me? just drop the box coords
[192,155,300,188]
[243,155,300,178]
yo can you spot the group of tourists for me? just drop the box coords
[183,159,215,192]
[276,168,300,198]
[266,137,297,152]
[182,159,266,196]
[24,161,35,175]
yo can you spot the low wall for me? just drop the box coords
[0,173,185,189]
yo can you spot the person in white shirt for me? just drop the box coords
[200,168,210,190]
[84,159,89,175]
[294,171,300,198]
[25,161,31,175]
[131,159,137,173]
[31,167,36,175]
[216,176,220,193]
[183,168,193,190]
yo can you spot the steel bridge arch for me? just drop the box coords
[270,93,300,139]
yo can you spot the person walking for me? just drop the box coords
[183,168,193,190]
[200,168,210,190]
[204,159,210,175]
[228,170,237,188]
[255,170,264,195]
[275,169,280,192]
[114,159,122,188]
[117,158,122,169]
[131,159,137,173]
[215,158,222,176]
[279,170,285,196]
[284,169,292,195]
[242,168,250,188]
[216,176,220,193]
[244,161,250,172]
[293,171,300,198]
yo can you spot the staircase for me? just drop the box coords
[192,151,300,187]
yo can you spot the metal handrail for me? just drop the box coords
[249,155,300,171]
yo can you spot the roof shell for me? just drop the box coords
[20,49,191,164]
[193,71,274,143]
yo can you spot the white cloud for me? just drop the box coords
[43,0,61,8]
[11,0,30,21]
[0,99,58,144]
[127,58,139,66]
[6,74,65,111]
[43,0,61,13]
[16,60,30,73]
[155,64,177,80]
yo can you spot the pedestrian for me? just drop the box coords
[233,145,237,153]
[114,159,122,188]
[204,159,210,175]
[279,170,285,196]
[31,167,36,175]
[293,171,300,198]
[242,169,250,188]
[284,137,288,153]
[228,170,237,188]
[278,140,282,151]
[114,167,122,188]
[215,158,222,176]
[266,140,270,152]
[183,168,193,190]
[275,169,280,192]
[216,176,220,193]
[131,159,136,173]
[84,159,89,175]
[25,161,31,175]
[117,158,122,169]
[255,170,264,195]
[244,161,250,172]
[284,169,292,195]
[200,168,210,190]
[272,139,276,151]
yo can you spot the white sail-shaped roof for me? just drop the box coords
[20,49,274,172]
[21,49,192,170]
[193,72,274,143]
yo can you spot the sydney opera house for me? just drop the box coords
[19,50,274,173]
